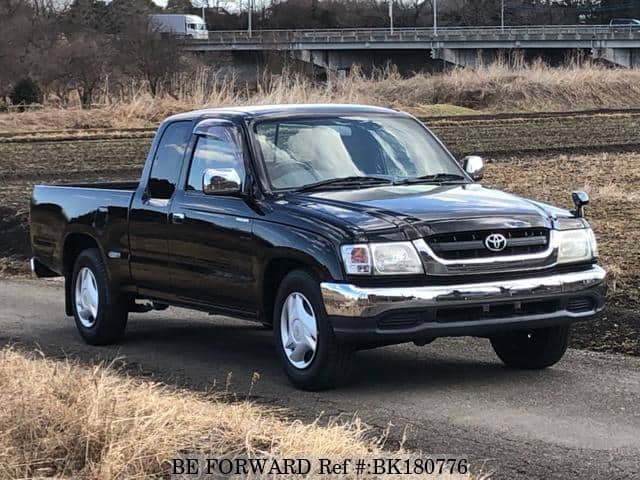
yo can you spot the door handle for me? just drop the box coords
[170,212,185,224]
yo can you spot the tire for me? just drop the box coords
[274,270,353,390]
[71,248,128,345]
[490,325,570,370]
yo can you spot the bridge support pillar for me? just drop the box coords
[591,48,640,68]
[431,48,488,68]
[293,50,366,75]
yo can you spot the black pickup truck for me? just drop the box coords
[30,104,606,389]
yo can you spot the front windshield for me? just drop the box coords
[254,115,464,190]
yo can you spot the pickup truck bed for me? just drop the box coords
[31,182,137,282]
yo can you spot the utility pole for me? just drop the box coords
[501,0,505,32]
[389,0,394,34]
[247,0,253,37]
[433,0,438,36]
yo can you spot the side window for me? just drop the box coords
[148,121,192,200]
[186,125,246,192]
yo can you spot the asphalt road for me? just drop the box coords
[2,278,639,479]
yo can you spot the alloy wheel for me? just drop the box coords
[75,267,99,328]
[280,292,318,369]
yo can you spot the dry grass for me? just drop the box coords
[0,348,380,479]
[0,108,152,133]
[376,61,640,112]
[3,63,640,133]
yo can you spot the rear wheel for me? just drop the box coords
[274,270,353,390]
[71,248,128,345]
[490,325,570,369]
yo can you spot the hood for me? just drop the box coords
[284,183,565,241]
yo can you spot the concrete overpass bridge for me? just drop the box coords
[185,25,640,70]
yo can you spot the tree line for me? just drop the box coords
[0,0,190,108]
[1,0,637,109]
[204,1,639,31]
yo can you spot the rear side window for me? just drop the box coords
[186,125,246,192]
[148,121,192,200]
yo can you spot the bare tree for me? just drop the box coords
[64,34,112,107]
[0,1,34,95]
[167,0,195,13]
[398,0,431,24]
[115,17,185,96]
[107,0,158,33]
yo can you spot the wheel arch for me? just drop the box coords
[253,219,346,324]
[62,233,104,316]
[260,257,325,325]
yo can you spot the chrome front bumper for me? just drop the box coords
[321,265,606,318]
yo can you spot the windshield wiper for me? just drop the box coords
[296,176,392,192]
[394,173,468,185]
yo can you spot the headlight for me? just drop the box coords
[341,242,424,275]
[556,228,598,264]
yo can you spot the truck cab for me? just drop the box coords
[30,105,607,390]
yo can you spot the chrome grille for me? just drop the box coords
[427,228,549,260]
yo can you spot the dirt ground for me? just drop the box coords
[430,111,640,157]
[1,125,638,356]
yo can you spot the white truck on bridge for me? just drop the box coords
[149,14,208,40]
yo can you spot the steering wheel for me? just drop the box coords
[268,161,321,187]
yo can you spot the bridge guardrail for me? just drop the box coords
[192,25,640,45]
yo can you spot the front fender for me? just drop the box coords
[253,220,344,282]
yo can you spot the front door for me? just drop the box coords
[129,120,192,296]
[168,120,260,317]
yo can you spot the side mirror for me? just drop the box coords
[571,190,589,218]
[203,168,242,195]
[462,156,485,181]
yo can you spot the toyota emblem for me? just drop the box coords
[485,233,508,252]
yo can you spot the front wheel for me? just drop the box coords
[274,270,353,390]
[71,248,128,345]
[490,325,570,370]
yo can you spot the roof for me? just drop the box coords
[164,104,401,123]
